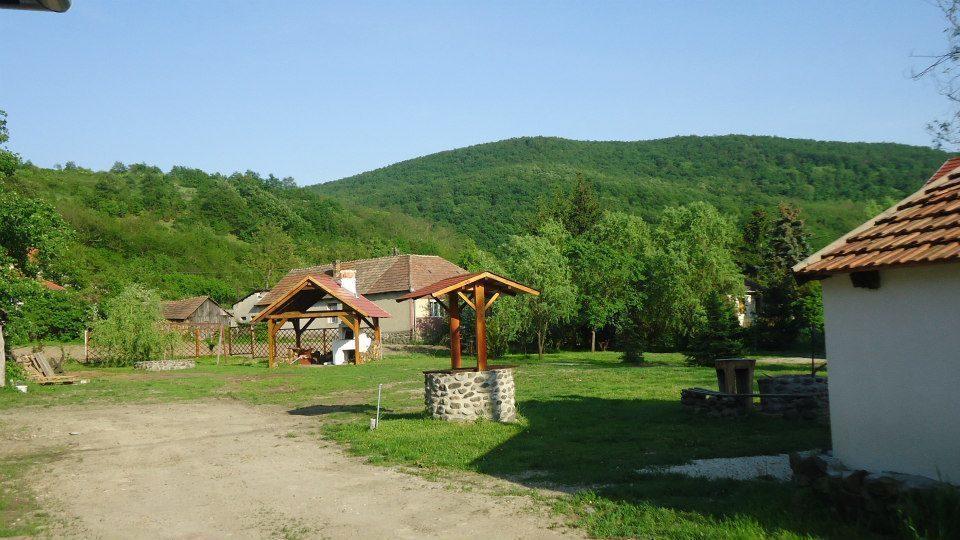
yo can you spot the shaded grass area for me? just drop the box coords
[0,351,858,538]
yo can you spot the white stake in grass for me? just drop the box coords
[370,383,383,430]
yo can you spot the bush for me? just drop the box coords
[684,292,744,366]
[89,284,178,366]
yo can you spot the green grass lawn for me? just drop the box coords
[1,351,874,538]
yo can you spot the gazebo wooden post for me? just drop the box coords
[373,318,381,359]
[267,318,277,368]
[447,291,462,369]
[474,283,487,371]
[292,319,302,349]
[353,314,363,365]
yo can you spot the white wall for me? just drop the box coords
[821,262,960,484]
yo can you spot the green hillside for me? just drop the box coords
[311,135,949,249]
[2,163,468,304]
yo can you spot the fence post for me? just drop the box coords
[195,328,200,358]
[250,325,255,359]
[84,328,89,362]
[226,325,232,356]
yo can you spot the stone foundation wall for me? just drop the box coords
[790,452,956,530]
[424,367,516,422]
[134,359,196,371]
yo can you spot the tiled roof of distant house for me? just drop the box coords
[162,296,211,321]
[795,159,960,277]
[257,254,466,307]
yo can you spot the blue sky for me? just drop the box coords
[0,1,950,184]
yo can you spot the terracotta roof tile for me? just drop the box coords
[253,273,392,321]
[257,254,466,307]
[795,158,960,277]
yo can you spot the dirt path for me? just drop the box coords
[1,401,578,539]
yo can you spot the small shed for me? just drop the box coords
[162,296,231,326]
[794,158,960,484]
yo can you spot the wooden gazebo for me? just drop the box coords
[251,274,390,368]
[397,271,538,371]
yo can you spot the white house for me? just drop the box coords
[231,290,268,326]
[794,158,960,485]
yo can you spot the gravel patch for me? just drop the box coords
[638,454,798,481]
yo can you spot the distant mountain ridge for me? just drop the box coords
[311,135,948,249]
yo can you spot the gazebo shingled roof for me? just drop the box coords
[399,271,538,371]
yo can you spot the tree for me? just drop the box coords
[644,202,744,345]
[246,223,299,289]
[0,109,20,178]
[0,190,73,280]
[738,207,773,281]
[539,173,602,237]
[913,0,960,147]
[746,203,817,349]
[89,284,178,366]
[683,291,744,366]
[568,211,651,351]
[502,223,577,360]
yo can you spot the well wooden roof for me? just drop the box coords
[397,271,539,301]
[252,274,392,322]
[795,159,960,277]
[257,254,465,307]
[162,296,213,321]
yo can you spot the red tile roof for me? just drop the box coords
[397,271,539,301]
[257,254,465,307]
[253,273,392,321]
[795,159,960,277]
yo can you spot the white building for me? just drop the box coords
[231,290,268,326]
[794,158,960,484]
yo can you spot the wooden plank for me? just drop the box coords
[33,354,56,378]
[373,318,381,361]
[484,292,500,310]
[475,283,487,371]
[448,291,461,369]
[354,316,362,365]
[267,319,277,368]
[457,291,475,310]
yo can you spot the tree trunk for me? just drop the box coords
[536,328,545,361]
[591,329,596,353]
[0,324,5,387]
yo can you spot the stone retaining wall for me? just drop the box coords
[424,367,516,422]
[758,375,828,419]
[134,360,196,371]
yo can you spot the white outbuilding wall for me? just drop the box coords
[821,262,960,484]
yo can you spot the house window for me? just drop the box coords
[428,299,444,318]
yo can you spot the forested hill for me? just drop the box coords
[2,164,468,304]
[311,135,949,249]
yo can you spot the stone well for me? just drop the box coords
[423,366,516,422]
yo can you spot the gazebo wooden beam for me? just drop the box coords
[448,290,461,369]
[475,283,487,371]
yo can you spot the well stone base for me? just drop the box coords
[424,367,516,422]
[134,359,196,371]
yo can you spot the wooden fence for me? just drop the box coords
[85,323,383,363]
